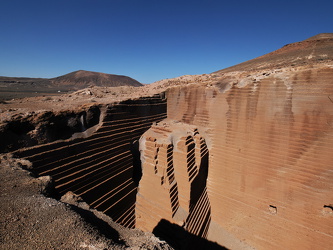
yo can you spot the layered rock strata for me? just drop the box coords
[137,123,210,233]
[14,94,167,228]
[136,66,333,249]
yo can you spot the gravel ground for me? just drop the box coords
[0,154,173,250]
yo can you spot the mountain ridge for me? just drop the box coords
[215,33,333,73]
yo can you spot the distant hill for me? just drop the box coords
[50,70,142,88]
[0,70,142,93]
[216,33,333,73]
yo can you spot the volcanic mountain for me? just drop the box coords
[216,33,333,73]
[50,70,142,88]
[0,70,142,93]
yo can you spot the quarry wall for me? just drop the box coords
[136,67,333,249]
[11,66,333,249]
[15,94,167,228]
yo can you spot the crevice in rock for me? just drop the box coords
[185,136,211,238]
[131,140,142,187]
[323,205,333,215]
[269,205,278,214]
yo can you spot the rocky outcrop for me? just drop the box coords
[217,33,333,73]
[0,105,101,152]
[136,123,219,249]
[136,65,333,249]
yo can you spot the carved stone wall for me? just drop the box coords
[15,95,167,228]
[11,66,333,249]
[136,67,333,249]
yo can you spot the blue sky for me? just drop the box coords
[1,0,332,84]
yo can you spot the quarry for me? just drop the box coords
[1,34,333,249]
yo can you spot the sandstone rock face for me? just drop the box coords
[136,66,333,249]
[137,122,210,231]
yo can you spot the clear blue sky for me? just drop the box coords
[1,0,332,84]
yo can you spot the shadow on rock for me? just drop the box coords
[153,219,228,250]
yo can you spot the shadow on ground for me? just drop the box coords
[70,205,125,245]
[153,219,228,250]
